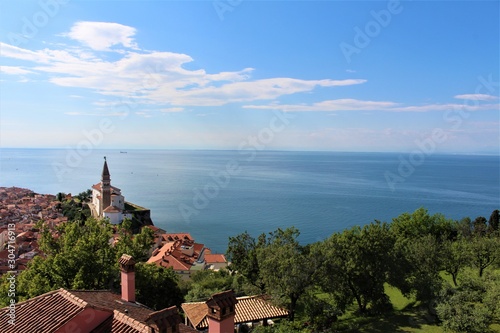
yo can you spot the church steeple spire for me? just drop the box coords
[101,156,111,214]
[102,156,110,180]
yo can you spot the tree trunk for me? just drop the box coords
[347,278,364,313]
[289,295,299,321]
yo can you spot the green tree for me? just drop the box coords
[390,207,456,241]
[227,231,266,292]
[114,219,154,263]
[390,234,443,303]
[441,238,471,286]
[184,269,236,302]
[488,209,499,234]
[56,192,66,202]
[436,271,499,333]
[76,189,92,202]
[318,222,395,314]
[134,262,183,310]
[0,217,163,308]
[473,216,488,237]
[257,227,320,321]
[468,235,500,277]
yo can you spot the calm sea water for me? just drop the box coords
[1,149,499,252]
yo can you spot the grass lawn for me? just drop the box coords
[329,282,500,332]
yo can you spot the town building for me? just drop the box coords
[90,157,131,224]
[147,233,228,279]
[90,158,152,226]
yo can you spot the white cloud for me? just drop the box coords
[0,66,34,75]
[64,111,127,117]
[454,93,498,101]
[390,103,499,112]
[0,33,366,109]
[64,21,138,51]
[161,107,184,113]
[135,111,152,118]
[244,99,398,112]
[244,99,500,113]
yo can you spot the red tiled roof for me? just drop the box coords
[69,290,153,323]
[147,238,204,272]
[182,295,289,329]
[0,288,197,333]
[104,205,122,213]
[205,254,227,264]
[0,289,87,333]
[92,183,122,193]
[162,233,194,242]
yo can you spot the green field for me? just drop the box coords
[328,282,500,333]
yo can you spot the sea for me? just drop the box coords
[1,149,499,253]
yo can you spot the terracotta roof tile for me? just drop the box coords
[104,205,122,213]
[181,301,208,328]
[204,254,227,263]
[206,290,237,310]
[0,288,195,333]
[0,289,87,333]
[182,295,289,329]
[69,290,153,323]
[145,306,181,331]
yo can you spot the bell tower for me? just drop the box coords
[101,156,111,215]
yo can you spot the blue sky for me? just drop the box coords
[0,0,499,153]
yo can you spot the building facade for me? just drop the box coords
[91,158,131,224]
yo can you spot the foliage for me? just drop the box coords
[75,189,93,202]
[227,231,267,292]
[390,234,444,303]
[252,320,310,333]
[0,217,172,311]
[184,269,236,302]
[318,221,395,314]
[114,219,155,263]
[441,238,470,286]
[436,270,500,333]
[59,196,91,222]
[256,227,322,321]
[468,235,500,277]
[390,208,457,242]
[134,262,183,310]
[301,292,340,331]
[489,210,500,233]
[37,217,117,290]
[389,208,459,304]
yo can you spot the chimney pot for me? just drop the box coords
[119,254,136,302]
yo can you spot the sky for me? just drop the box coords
[0,0,499,153]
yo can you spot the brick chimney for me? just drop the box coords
[206,290,238,333]
[119,254,135,302]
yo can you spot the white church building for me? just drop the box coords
[91,157,132,224]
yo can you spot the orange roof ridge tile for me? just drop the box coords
[113,309,152,333]
[59,288,89,308]
[11,288,63,307]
